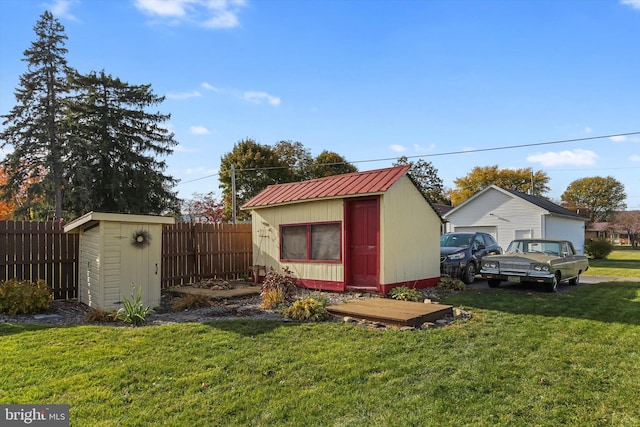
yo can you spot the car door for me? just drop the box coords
[560,241,579,277]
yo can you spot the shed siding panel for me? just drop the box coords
[101,222,122,308]
[380,176,441,284]
[79,226,101,307]
[251,199,344,282]
[545,216,586,254]
[447,188,544,251]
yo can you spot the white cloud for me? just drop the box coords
[201,82,220,92]
[621,0,640,10]
[527,149,597,167]
[584,127,592,134]
[49,0,79,20]
[242,91,281,106]
[609,134,640,142]
[166,90,201,99]
[134,0,247,28]
[189,125,209,135]
[631,154,640,162]
[389,145,406,153]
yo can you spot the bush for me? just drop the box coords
[115,286,152,326]
[261,267,297,310]
[0,279,52,315]
[387,286,422,302]
[437,277,466,291]
[171,293,214,311]
[585,239,614,259]
[283,297,329,321]
[84,307,116,323]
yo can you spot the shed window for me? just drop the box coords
[281,222,341,262]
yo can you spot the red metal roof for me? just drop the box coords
[242,165,411,209]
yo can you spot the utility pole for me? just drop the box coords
[231,164,236,224]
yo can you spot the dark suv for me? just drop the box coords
[440,232,502,284]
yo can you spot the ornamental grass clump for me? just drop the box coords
[171,294,214,312]
[283,297,329,321]
[387,286,422,302]
[437,277,466,291]
[115,286,152,326]
[260,267,297,310]
[0,279,52,315]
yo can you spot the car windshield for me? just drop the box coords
[506,240,560,256]
[440,234,472,248]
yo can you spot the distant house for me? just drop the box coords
[241,166,443,294]
[585,222,633,245]
[443,185,589,254]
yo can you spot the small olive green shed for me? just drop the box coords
[64,212,175,310]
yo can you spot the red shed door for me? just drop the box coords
[346,198,379,289]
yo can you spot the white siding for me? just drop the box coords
[78,226,101,307]
[544,216,587,254]
[446,188,545,250]
[250,199,345,282]
[380,176,441,284]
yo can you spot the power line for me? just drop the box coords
[175,131,640,186]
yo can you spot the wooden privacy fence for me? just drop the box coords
[1,220,253,300]
[162,222,253,288]
[0,221,79,300]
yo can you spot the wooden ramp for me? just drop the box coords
[326,299,453,327]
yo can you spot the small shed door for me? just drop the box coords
[119,223,162,307]
[345,197,379,288]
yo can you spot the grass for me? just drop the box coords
[584,250,640,278]
[0,251,640,426]
[1,283,640,425]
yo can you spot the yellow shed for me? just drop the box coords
[64,212,175,310]
[242,166,443,295]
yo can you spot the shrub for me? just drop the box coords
[171,293,214,311]
[261,267,297,310]
[387,286,422,302]
[283,297,329,321]
[0,279,52,315]
[115,286,152,326]
[585,238,614,260]
[84,307,116,323]
[437,277,466,291]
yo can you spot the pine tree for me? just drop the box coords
[0,11,71,220]
[64,70,179,215]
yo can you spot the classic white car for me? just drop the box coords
[480,239,589,292]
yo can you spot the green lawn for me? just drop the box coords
[584,250,640,278]
[2,280,640,426]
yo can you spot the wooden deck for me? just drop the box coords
[326,299,454,327]
[167,283,261,300]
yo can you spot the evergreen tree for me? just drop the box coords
[64,70,179,215]
[0,11,71,220]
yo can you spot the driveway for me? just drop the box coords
[467,275,633,293]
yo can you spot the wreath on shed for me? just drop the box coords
[131,229,152,249]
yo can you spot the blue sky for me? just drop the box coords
[1,0,639,209]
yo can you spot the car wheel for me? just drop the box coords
[569,274,580,286]
[487,279,501,288]
[462,263,476,284]
[546,273,559,293]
